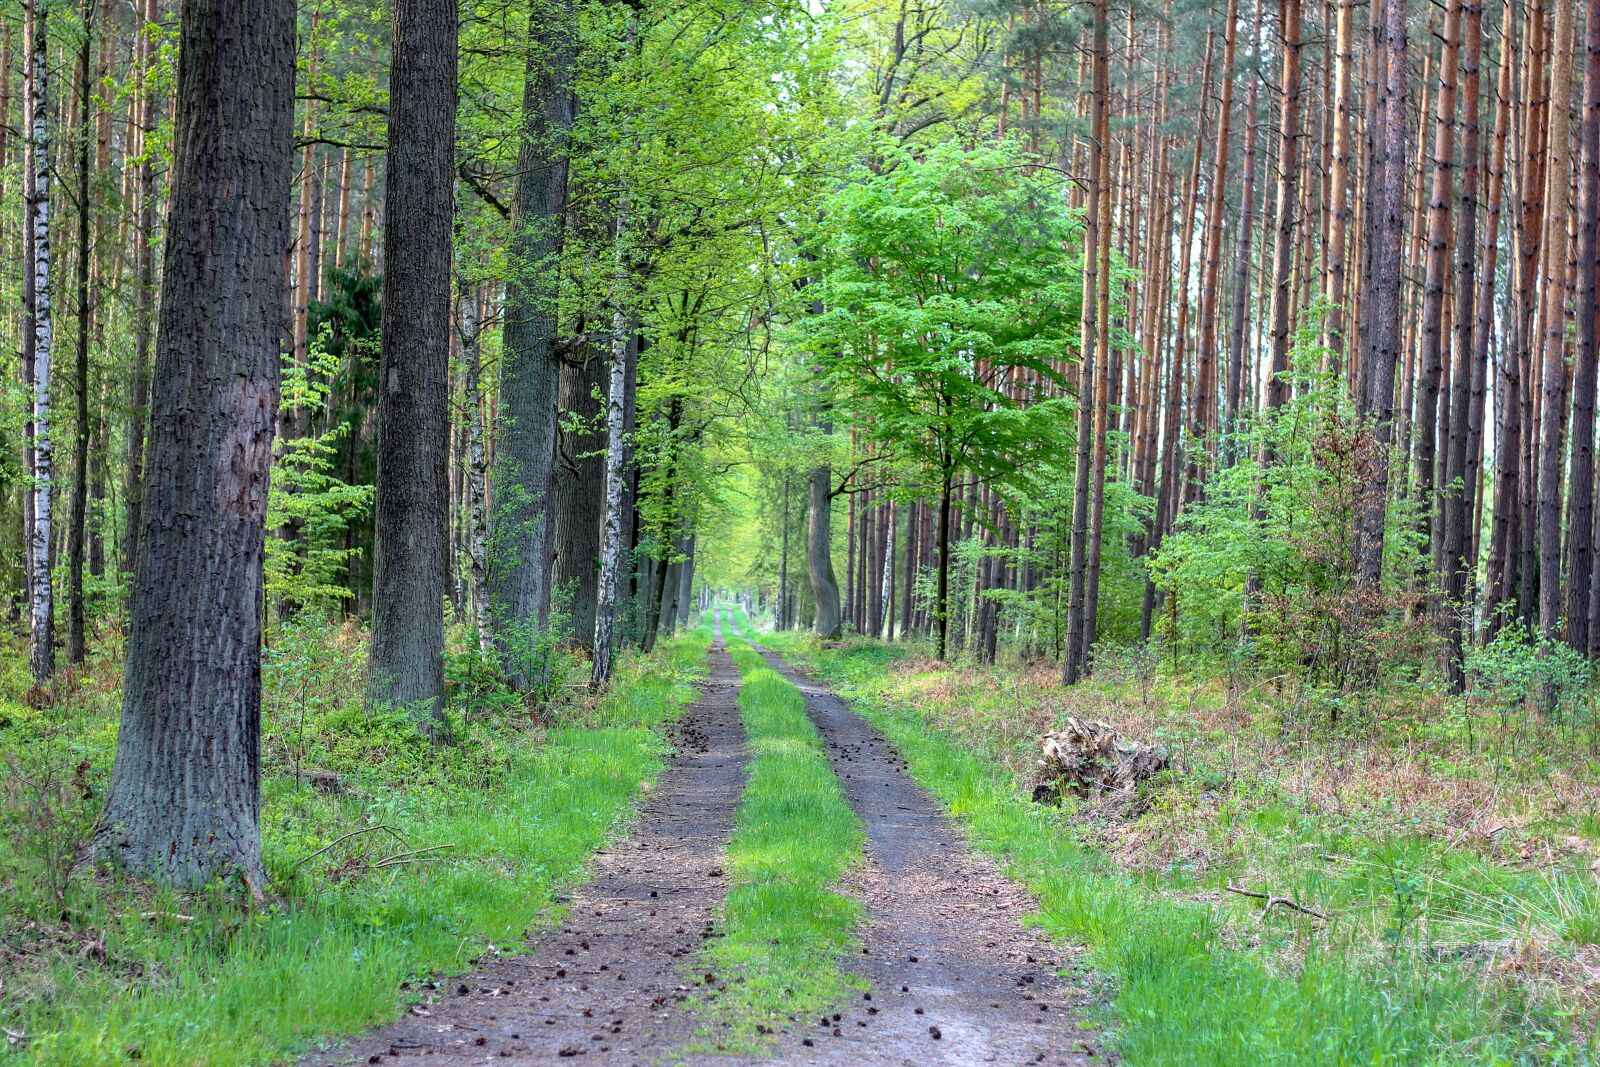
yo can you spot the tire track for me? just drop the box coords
[304,616,748,1066]
[745,642,1110,1067]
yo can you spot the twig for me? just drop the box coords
[139,911,195,923]
[372,844,455,868]
[1224,884,1329,920]
[2,1026,26,1045]
[289,824,410,875]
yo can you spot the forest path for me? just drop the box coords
[303,613,751,1066]
[740,641,1109,1067]
[303,622,1108,1066]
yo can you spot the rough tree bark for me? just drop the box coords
[1537,0,1575,637]
[1063,0,1107,685]
[1570,0,1600,651]
[92,0,295,889]
[807,430,842,639]
[368,0,458,729]
[1442,0,1484,687]
[488,0,575,683]
[1413,0,1463,564]
[552,349,605,650]
[1354,0,1407,590]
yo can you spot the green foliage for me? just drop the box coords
[1464,616,1596,728]
[803,138,1080,493]
[266,332,375,614]
[1151,319,1428,686]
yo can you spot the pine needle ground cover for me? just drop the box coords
[760,631,1600,1066]
[693,634,864,1048]
[0,623,710,1066]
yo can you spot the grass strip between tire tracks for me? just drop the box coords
[694,629,864,1049]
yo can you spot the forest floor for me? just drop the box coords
[306,614,1107,1066]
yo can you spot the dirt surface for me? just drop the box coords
[743,643,1109,1067]
[301,623,750,1067]
[302,621,1109,1066]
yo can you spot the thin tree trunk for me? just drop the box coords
[1064,0,1107,685]
[1263,0,1304,414]
[67,7,92,666]
[1415,0,1464,571]
[1537,0,1576,637]
[1571,0,1600,651]
[1354,0,1407,590]
[1442,0,1484,686]
[1225,0,1263,433]
[122,0,158,577]
[459,281,491,650]
[592,185,633,688]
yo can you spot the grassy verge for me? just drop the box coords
[694,631,864,1048]
[1,623,711,1067]
[759,631,1595,1066]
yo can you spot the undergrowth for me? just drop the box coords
[694,630,864,1049]
[761,630,1598,1066]
[0,619,711,1066]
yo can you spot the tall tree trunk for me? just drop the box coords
[1324,0,1356,364]
[122,0,159,577]
[488,0,575,683]
[1537,0,1576,637]
[1263,0,1304,414]
[1571,0,1600,651]
[1415,0,1464,571]
[552,349,605,650]
[1354,0,1408,590]
[68,7,92,667]
[1473,8,1513,629]
[459,281,491,650]
[368,0,458,730]
[1225,0,1263,433]
[592,189,632,688]
[1063,0,1107,685]
[935,469,954,659]
[23,0,54,685]
[1442,0,1484,686]
[93,0,295,889]
[1190,0,1237,469]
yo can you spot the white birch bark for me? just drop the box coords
[591,200,631,688]
[879,506,895,639]
[458,282,492,652]
[25,0,53,684]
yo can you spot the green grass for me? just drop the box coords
[694,630,864,1048]
[761,631,1594,1067]
[3,626,712,1067]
